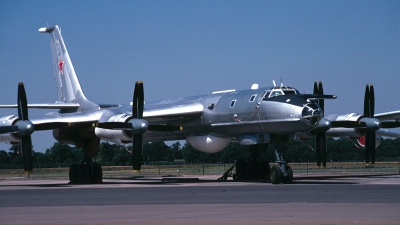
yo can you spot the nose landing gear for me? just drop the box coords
[269,145,293,184]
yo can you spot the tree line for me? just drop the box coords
[0,138,399,167]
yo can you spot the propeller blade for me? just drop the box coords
[0,126,20,134]
[138,82,144,119]
[364,84,371,117]
[364,132,376,167]
[369,84,375,117]
[21,135,33,173]
[93,122,133,130]
[381,120,400,128]
[34,122,72,131]
[148,124,182,132]
[318,81,324,113]
[331,121,364,128]
[17,82,29,121]
[313,82,318,95]
[132,82,139,119]
[131,134,143,172]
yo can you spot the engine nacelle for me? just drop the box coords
[0,115,20,145]
[326,113,363,139]
[186,134,230,153]
[326,127,362,139]
[95,114,133,144]
[357,135,381,148]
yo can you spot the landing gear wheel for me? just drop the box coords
[69,163,103,184]
[270,165,282,184]
[91,163,103,184]
[80,163,92,184]
[282,166,293,184]
[69,163,80,184]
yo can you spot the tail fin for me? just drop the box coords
[39,25,98,111]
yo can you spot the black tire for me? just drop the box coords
[91,163,103,184]
[270,165,282,184]
[282,166,293,184]
[69,163,80,184]
[80,163,92,184]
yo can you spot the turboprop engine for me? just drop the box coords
[326,113,381,138]
[94,113,148,145]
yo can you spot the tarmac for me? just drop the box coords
[1,174,400,224]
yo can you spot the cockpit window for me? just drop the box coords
[283,90,296,95]
[262,86,300,100]
[270,90,283,98]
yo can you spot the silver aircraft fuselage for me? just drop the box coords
[23,85,323,144]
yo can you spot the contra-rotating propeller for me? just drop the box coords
[362,84,376,167]
[356,84,400,167]
[92,81,182,173]
[131,81,145,172]
[312,83,382,168]
[0,83,34,174]
[313,83,400,168]
[313,81,327,168]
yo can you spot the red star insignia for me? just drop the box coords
[58,58,64,73]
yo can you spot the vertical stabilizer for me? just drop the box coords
[39,26,98,111]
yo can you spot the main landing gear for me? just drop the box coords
[69,154,102,184]
[219,141,293,184]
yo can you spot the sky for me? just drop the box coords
[0,1,399,152]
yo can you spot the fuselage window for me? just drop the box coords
[249,94,257,102]
[230,100,236,108]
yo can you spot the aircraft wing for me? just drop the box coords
[0,103,80,109]
[143,101,204,123]
[376,129,400,138]
[0,103,119,110]
[374,110,400,121]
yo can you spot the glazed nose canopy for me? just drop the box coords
[301,103,322,125]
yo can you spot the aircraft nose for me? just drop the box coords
[301,102,322,126]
